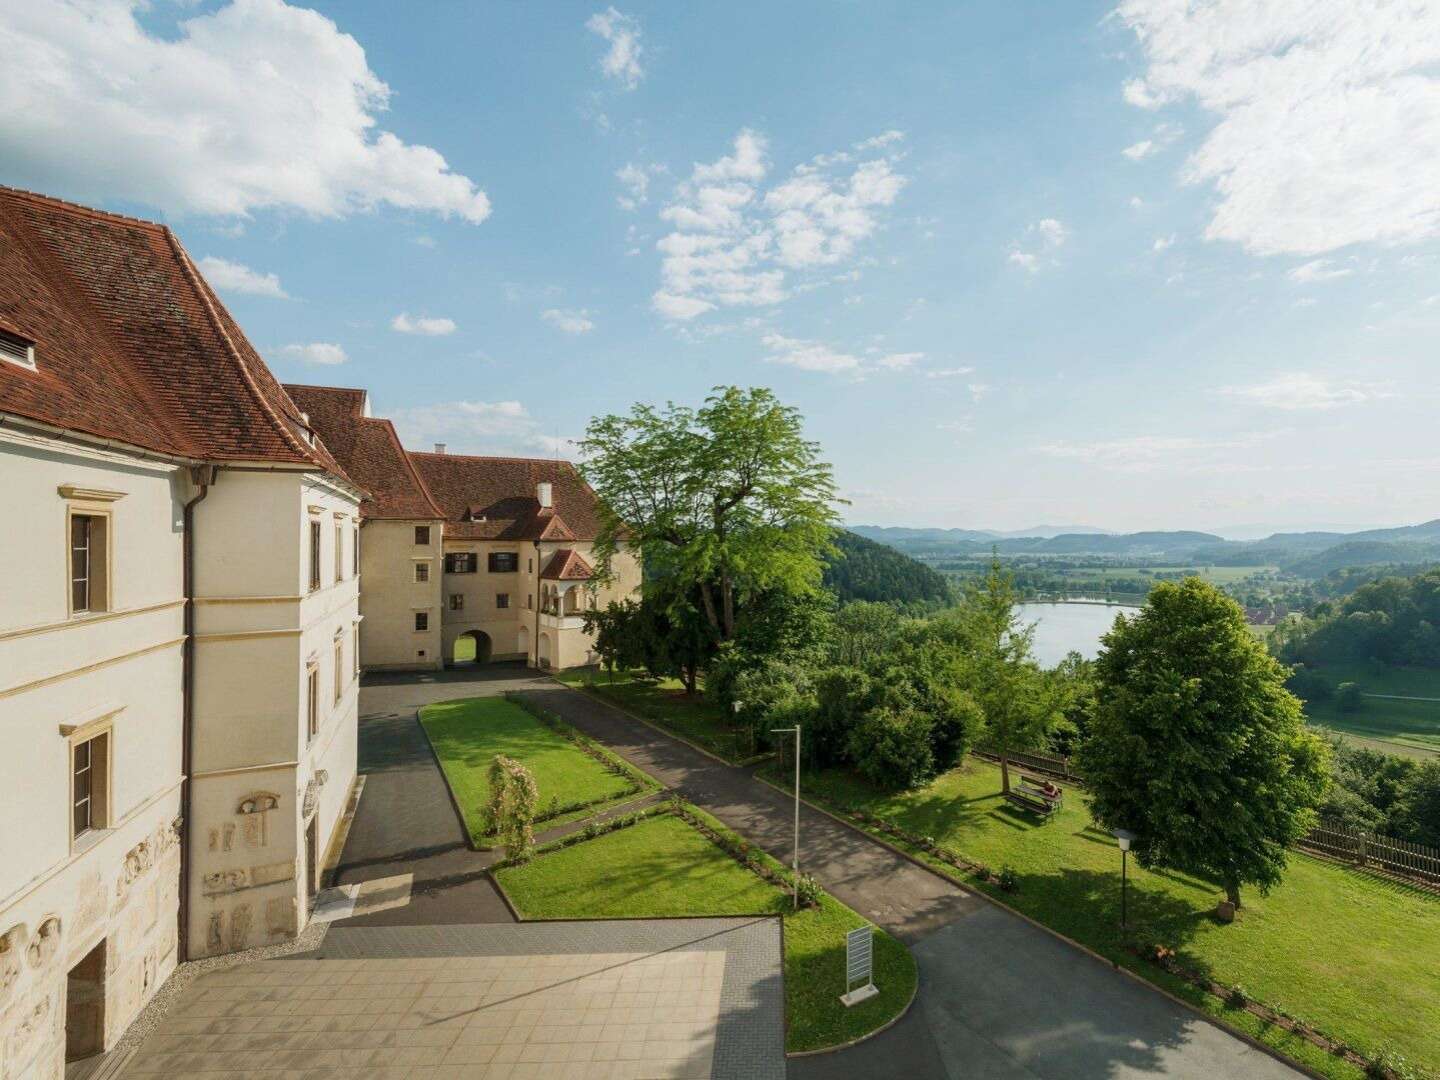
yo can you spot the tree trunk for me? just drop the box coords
[698,582,722,638]
[720,571,735,640]
[1000,754,1011,794]
[1224,878,1242,909]
[682,663,697,696]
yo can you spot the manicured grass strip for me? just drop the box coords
[420,696,639,847]
[555,668,763,764]
[776,758,1440,1078]
[496,809,917,1053]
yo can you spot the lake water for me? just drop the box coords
[1016,601,1141,668]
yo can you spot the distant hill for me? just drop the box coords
[823,530,953,608]
[850,518,1440,580]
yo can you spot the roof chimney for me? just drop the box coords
[537,481,553,508]
[433,442,446,455]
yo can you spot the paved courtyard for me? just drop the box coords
[123,919,784,1079]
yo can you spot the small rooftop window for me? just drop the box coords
[0,329,36,371]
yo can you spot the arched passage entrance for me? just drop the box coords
[536,632,552,670]
[452,629,492,666]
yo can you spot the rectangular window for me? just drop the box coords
[306,668,319,741]
[69,513,109,614]
[415,525,430,546]
[526,593,533,610]
[71,732,109,840]
[353,525,360,577]
[309,520,321,592]
[496,593,510,610]
[353,627,360,676]
[414,611,429,632]
[445,552,477,574]
[488,552,519,573]
[335,523,343,582]
[334,638,343,703]
[450,594,464,611]
[527,558,533,574]
[414,562,430,583]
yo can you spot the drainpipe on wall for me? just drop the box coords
[178,463,217,963]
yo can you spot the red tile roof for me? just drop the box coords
[0,186,348,479]
[540,548,594,581]
[284,384,443,520]
[408,451,604,541]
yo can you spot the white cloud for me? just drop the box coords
[0,1,491,224]
[1122,121,1182,160]
[1122,139,1154,161]
[876,351,923,371]
[1035,432,1281,473]
[1117,0,1440,255]
[650,129,907,320]
[388,399,546,455]
[1288,258,1353,283]
[586,7,643,90]
[541,308,596,334]
[280,342,347,365]
[1009,218,1068,272]
[198,255,288,298]
[925,366,976,379]
[1129,195,1145,209]
[615,162,652,210]
[1221,372,1392,410]
[761,333,861,374]
[968,383,992,401]
[391,313,457,336]
[854,129,905,151]
[1153,234,1176,252]
[412,235,437,248]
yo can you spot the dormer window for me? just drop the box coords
[0,329,36,371]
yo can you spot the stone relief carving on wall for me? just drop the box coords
[301,780,319,821]
[24,918,60,970]
[238,792,279,849]
[0,925,25,1009]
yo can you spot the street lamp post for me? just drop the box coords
[1112,828,1135,930]
[770,724,802,910]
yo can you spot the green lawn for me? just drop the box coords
[420,696,643,846]
[783,758,1440,1076]
[1299,662,1440,758]
[555,668,762,764]
[495,811,917,1053]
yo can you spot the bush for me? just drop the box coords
[1336,681,1364,713]
[792,873,823,907]
[846,705,935,790]
[998,866,1019,893]
[1286,666,1333,703]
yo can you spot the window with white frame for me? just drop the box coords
[335,522,343,582]
[69,512,110,614]
[333,636,343,703]
[415,561,430,583]
[308,520,321,592]
[306,666,319,741]
[353,525,360,577]
[72,730,110,840]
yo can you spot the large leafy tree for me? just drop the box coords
[1080,578,1330,908]
[580,386,839,643]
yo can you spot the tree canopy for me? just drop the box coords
[1080,578,1330,907]
[580,386,839,642]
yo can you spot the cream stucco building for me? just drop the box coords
[0,188,362,1076]
[288,386,641,674]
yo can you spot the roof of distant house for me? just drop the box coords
[540,548,595,580]
[284,383,444,520]
[0,186,349,480]
[408,451,603,541]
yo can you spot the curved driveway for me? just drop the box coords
[358,668,1303,1080]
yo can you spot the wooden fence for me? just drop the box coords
[973,745,1082,782]
[1298,819,1440,889]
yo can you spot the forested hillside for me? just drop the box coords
[1274,569,1440,668]
[823,529,953,608]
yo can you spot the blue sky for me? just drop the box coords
[4,1,1439,534]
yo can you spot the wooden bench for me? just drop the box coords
[1005,774,1063,818]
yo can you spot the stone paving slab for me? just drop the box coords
[122,918,784,1080]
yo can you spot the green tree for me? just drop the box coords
[1394,760,1440,848]
[1080,578,1330,909]
[963,557,1063,793]
[580,387,839,643]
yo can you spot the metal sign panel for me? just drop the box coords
[845,926,873,985]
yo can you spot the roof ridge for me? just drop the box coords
[383,420,445,518]
[165,228,319,466]
[283,382,368,396]
[408,449,577,468]
[0,196,205,458]
[0,185,169,232]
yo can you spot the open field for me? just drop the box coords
[1299,662,1440,758]
[495,809,916,1053]
[778,757,1440,1076]
[555,668,762,763]
[419,696,646,846]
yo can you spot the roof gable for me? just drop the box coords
[408,451,604,541]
